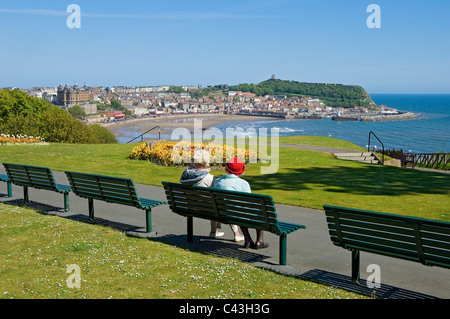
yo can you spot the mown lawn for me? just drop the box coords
[1,137,448,221]
[1,136,448,299]
[0,203,367,299]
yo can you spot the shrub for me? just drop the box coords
[0,89,117,144]
[90,124,118,144]
[129,140,260,167]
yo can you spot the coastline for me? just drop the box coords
[102,113,280,137]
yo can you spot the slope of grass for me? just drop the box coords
[0,136,448,221]
[0,203,366,299]
[278,136,366,151]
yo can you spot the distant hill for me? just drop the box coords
[228,78,377,109]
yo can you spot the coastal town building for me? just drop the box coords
[57,83,91,107]
[20,81,411,123]
[80,103,97,115]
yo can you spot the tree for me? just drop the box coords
[67,105,87,119]
[0,89,117,144]
[90,124,118,144]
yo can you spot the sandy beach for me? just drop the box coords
[103,113,279,138]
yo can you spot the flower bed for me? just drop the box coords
[129,140,260,167]
[0,134,46,145]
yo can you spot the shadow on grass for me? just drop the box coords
[153,234,271,264]
[1,198,442,299]
[245,165,450,196]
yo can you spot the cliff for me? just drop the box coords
[228,78,378,109]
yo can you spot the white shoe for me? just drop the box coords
[234,234,245,242]
[209,231,224,238]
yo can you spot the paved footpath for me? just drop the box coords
[1,166,448,299]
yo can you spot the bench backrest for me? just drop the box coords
[65,171,142,208]
[324,205,450,269]
[162,182,283,234]
[3,163,59,191]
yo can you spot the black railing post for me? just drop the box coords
[127,126,161,143]
[368,131,384,164]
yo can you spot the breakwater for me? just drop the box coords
[335,111,420,122]
[237,111,420,122]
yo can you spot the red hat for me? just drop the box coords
[226,157,245,175]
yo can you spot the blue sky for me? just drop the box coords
[0,0,449,93]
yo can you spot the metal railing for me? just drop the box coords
[375,148,449,170]
[127,126,161,143]
[367,131,384,164]
[403,152,449,170]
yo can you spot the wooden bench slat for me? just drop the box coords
[424,255,450,268]
[214,198,276,212]
[169,197,278,225]
[3,163,71,211]
[421,223,450,236]
[162,181,305,265]
[169,184,274,205]
[167,188,276,213]
[138,198,165,208]
[324,204,450,283]
[71,178,133,190]
[335,239,423,263]
[73,189,136,206]
[168,193,214,205]
[327,220,418,245]
[170,201,217,215]
[328,228,418,253]
[326,210,413,229]
[213,192,275,206]
[278,221,305,234]
[422,236,450,250]
[65,171,166,232]
[216,204,276,220]
[423,245,450,259]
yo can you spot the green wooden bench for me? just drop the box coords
[162,181,305,265]
[0,174,12,197]
[65,171,166,233]
[324,204,450,283]
[2,163,71,211]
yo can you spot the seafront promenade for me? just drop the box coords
[1,151,448,299]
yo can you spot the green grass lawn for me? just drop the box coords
[0,203,366,299]
[1,136,448,299]
[279,135,366,151]
[1,137,448,221]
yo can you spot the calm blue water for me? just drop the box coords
[212,94,450,154]
[114,94,450,154]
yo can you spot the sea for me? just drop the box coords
[114,94,450,154]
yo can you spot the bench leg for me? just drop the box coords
[7,181,12,197]
[351,249,360,284]
[187,216,193,243]
[88,198,94,219]
[64,193,69,212]
[23,186,29,203]
[279,234,287,266]
[145,209,152,233]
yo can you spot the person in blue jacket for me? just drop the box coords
[180,150,244,241]
[214,157,269,249]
